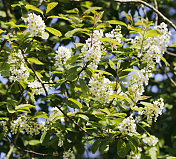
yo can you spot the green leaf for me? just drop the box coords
[138,96,151,101]
[83,7,102,15]
[109,59,116,71]
[15,104,35,113]
[91,140,101,154]
[45,27,62,37]
[161,56,168,66]
[47,16,73,23]
[68,98,82,109]
[7,105,15,113]
[99,142,109,154]
[124,13,133,24]
[25,4,43,14]
[109,94,132,104]
[66,8,79,14]
[94,11,104,24]
[28,140,40,146]
[0,29,5,34]
[40,131,47,144]
[66,54,80,65]
[98,38,122,46]
[93,70,113,76]
[27,57,44,65]
[79,79,89,95]
[5,22,27,28]
[46,2,58,14]
[122,68,139,74]
[107,20,127,27]
[146,29,160,37]
[117,139,128,158]
[32,112,48,119]
[140,102,154,109]
[65,28,90,38]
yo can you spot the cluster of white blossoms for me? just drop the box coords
[63,149,75,159]
[142,133,158,147]
[133,22,171,70]
[28,80,49,95]
[81,30,104,72]
[127,69,152,103]
[127,147,142,159]
[88,73,113,103]
[0,121,8,135]
[105,25,123,50]
[55,46,72,67]
[8,49,30,82]
[11,116,47,135]
[139,98,164,124]
[117,115,136,135]
[26,13,46,37]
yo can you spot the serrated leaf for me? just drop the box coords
[68,98,82,109]
[46,2,58,14]
[25,4,43,14]
[109,59,116,71]
[117,139,128,158]
[83,7,102,15]
[94,11,104,24]
[27,57,44,65]
[107,20,127,27]
[45,27,62,37]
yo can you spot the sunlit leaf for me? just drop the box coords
[46,2,58,14]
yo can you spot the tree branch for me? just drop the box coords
[6,135,59,157]
[152,0,158,25]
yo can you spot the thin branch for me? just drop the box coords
[166,50,176,57]
[159,62,176,86]
[152,0,158,25]
[6,135,59,157]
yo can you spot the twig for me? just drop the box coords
[73,0,176,31]
[166,50,176,57]
[6,135,59,157]
[159,62,176,86]
[152,0,158,25]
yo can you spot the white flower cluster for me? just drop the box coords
[88,73,113,103]
[11,116,47,135]
[105,25,123,50]
[81,30,104,71]
[117,115,136,135]
[63,149,75,159]
[127,147,142,159]
[127,69,152,103]
[133,22,171,70]
[28,80,49,95]
[8,49,30,82]
[139,98,164,124]
[26,13,46,37]
[55,46,72,67]
[0,121,8,135]
[142,133,158,147]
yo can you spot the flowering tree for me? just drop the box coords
[0,0,175,158]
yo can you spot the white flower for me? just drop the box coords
[142,133,158,146]
[26,13,46,38]
[63,149,75,159]
[51,107,60,112]
[8,49,30,82]
[55,46,72,67]
[88,73,114,103]
[118,115,136,135]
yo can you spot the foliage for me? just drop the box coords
[0,0,176,159]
